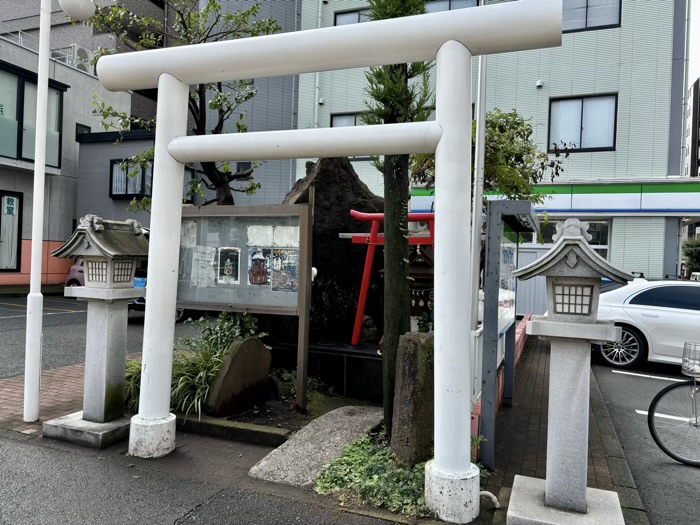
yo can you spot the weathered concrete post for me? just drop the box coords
[507,219,632,525]
[43,216,148,448]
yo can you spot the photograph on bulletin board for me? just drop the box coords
[217,247,240,285]
[271,248,299,293]
[248,247,271,286]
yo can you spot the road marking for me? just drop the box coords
[611,370,686,382]
[635,409,691,423]
[0,301,81,313]
[0,311,86,320]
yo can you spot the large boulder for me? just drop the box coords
[205,337,271,416]
[390,332,434,465]
[283,158,384,341]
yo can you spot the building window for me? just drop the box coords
[0,191,22,272]
[426,0,478,13]
[0,71,19,159]
[236,161,252,174]
[563,0,621,33]
[549,95,617,152]
[532,219,609,259]
[75,123,91,138]
[0,66,65,168]
[110,160,146,199]
[331,113,364,127]
[334,9,370,25]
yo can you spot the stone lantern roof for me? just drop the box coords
[513,219,632,284]
[51,215,149,260]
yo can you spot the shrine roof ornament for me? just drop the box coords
[513,219,633,284]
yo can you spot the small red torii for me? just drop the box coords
[346,209,435,346]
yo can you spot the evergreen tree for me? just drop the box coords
[363,0,434,438]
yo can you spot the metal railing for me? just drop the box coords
[0,21,91,74]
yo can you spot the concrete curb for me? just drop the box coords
[176,414,290,447]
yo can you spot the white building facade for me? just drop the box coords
[295,0,697,312]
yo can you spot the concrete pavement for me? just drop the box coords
[0,303,654,524]
[0,428,389,525]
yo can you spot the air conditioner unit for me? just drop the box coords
[70,44,92,72]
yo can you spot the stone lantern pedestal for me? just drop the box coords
[43,216,148,449]
[506,219,632,525]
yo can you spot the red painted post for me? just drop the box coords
[352,219,381,345]
[348,209,435,346]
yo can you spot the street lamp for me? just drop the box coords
[24,0,95,422]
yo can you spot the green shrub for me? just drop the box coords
[124,312,267,417]
[316,430,489,518]
[316,430,429,517]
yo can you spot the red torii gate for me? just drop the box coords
[347,209,435,346]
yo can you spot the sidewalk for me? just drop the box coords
[0,339,647,524]
[484,337,649,525]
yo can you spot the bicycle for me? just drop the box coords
[647,342,700,467]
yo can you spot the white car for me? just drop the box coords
[596,279,700,368]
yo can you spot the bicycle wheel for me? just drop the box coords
[647,380,700,467]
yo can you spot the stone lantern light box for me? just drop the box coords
[52,214,149,288]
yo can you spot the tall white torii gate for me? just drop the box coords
[97,1,561,522]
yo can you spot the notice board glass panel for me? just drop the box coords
[177,213,302,311]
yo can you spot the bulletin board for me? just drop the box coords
[177,204,313,412]
[177,205,312,316]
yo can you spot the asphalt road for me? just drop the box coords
[0,296,200,379]
[592,358,700,525]
[0,430,387,525]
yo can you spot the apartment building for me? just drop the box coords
[296,0,697,296]
[0,32,129,285]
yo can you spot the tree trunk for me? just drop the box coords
[382,152,411,438]
[201,161,235,205]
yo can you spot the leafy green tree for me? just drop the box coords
[363,0,434,438]
[683,237,700,273]
[82,0,281,208]
[410,108,567,201]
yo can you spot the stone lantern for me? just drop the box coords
[44,215,148,448]
[507,219,633,525]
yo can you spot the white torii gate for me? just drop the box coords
[97,1,561,522]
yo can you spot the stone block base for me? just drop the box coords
[128,413,176,458]
[425,460,481,524]
[507,475,624,525]
[42,411,130,449]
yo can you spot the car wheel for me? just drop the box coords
[67,280,81,287]
[596,325,647,368]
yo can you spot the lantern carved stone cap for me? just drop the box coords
[513,219,633,284]
[51,215,149,260]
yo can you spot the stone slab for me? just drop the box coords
[65,287,144,301]
[42,411,130,449]
[248,406,382,487]
[507,476,624,525]
[528,318,619,344]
